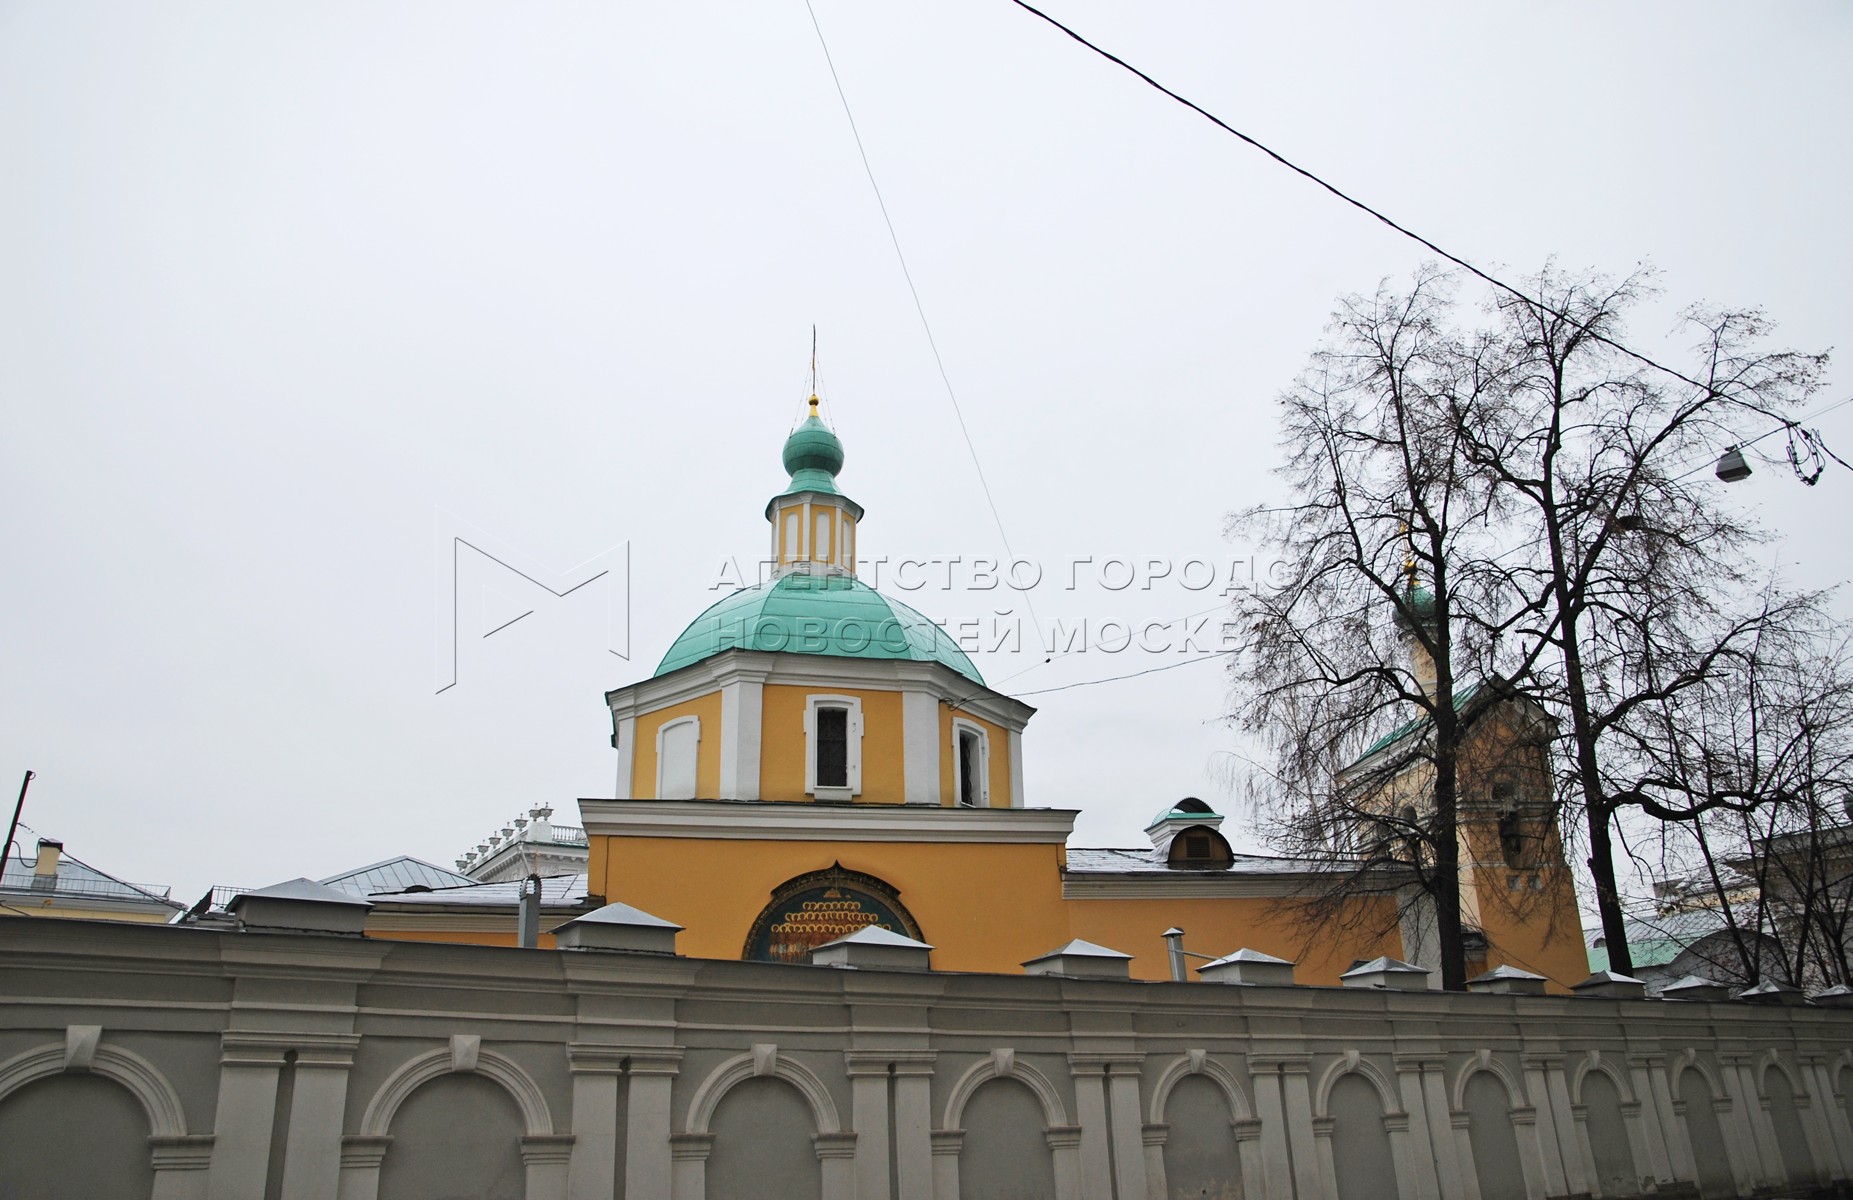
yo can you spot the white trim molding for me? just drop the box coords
[579,798,1079,844]
[803,694,863,800]
[951,718,990,808]
[607,651,1034,739]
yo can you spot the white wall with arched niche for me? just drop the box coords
[7,918,1853,1200]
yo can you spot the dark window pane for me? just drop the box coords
[959,731,980,806]
[816,708,848,788]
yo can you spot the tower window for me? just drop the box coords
[816,708,848,788]
[952,719,989,807]
[958,730,980,806]
[1498,812,1528,869]
[804,695,863,799]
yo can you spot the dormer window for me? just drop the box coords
[804,695,863,800]
[953,719,989,807]
[1166,824,1234,870]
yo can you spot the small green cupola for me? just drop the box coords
[766,397,864,576]
[780,399,846,496]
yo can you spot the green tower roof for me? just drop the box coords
[654,573,985,684]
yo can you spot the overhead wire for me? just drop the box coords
[803,0,1049,652]
[1004,0,1724,399]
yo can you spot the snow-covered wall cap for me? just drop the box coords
[230,878,373,909]
[1464,964,1546,995]
[811,925,934,972]
[1571,970,1647,1000]
[814,926,933,951]
[1340,957,1432,991]
[552,900,682,955]
[229,877,372,936]
[1198,947,1296,987]
[1023,938,1133,980]
[557,901,683,930]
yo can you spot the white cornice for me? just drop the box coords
[605,650,1035,731]
[1061,868,1414,900]
[578,798,1076,844]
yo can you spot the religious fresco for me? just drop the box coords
[743,864,923,964]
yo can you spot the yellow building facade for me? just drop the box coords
[577,399,1589,989]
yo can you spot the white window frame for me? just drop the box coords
[655,715,701,800]
[952,718,989,808]
[804,694,863,800]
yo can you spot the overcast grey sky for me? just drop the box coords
[3,1,1849,906]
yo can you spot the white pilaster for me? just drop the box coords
[565,1046,624,1200]
[1068,1061,1115,1200]
[279,1038,361,1200]
[902,691,940,805]
[207,1038,282,1200]
[627,1052,683,1200]
[718,678,764,800]
[1007,729,1025,807]
[846,1061,892,1200]
[614,716,637,799]
[893,1060,937,1200]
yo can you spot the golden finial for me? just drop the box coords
[809,394,820,415]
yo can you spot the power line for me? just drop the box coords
[804,0,1048,650]
[1011,650,1232,698]
[1004,0,1720,399]
[1670,393,1853,482]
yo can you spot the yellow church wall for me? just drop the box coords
[939,706,1012,807]
[631,692,724,799]
[1065,894,1404,985]
[595,834,1072,973]
[759,684,906,803]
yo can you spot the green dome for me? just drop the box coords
[780,412,845,496]
[1394,585,1436,631]
[655,573,984,684]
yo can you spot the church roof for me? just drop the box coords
[654,572,984,684]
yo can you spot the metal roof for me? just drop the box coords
[1,847,177,908]
[365,872,591,910]
[320,856,475,896]
[653,573,984,684]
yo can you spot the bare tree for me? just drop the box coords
[1231,268,1539,990]
[1236,262,1832,984]
[1452,265,1830,975]
[1641,615,1853,987]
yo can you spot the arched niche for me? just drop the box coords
[741,863,923,964]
